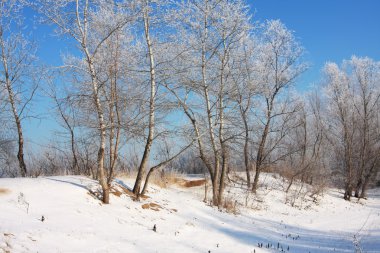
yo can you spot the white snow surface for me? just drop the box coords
[0,174,379,253]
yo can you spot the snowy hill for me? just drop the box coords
[0,175,379,253]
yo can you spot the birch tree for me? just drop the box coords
[131,0,157,197]
[35,0,136,203]
[0,0,37,177]
[166,0,251,206]
[129,0,196,199]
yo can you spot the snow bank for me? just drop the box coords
[0,175,379,252]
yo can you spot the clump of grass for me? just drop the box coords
[151,169,184,188]
[118,169,184,189]
[222,197,239,214]
[0,188,10,194]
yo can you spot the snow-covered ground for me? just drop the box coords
[0,174,379,253]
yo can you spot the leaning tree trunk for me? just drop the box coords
[5,69,27,177]
[252,95,275,193]
[252,117,271,193]
[1,38,27,177]
[15,114,27,177]
[133,4,156,199]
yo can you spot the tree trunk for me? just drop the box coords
[106,31,121,185]
[164,85,216,203]
[211,174,219,205]
[141,140,194,196]
[343,124,354,201]
[359,177,369,199]
[242,113,250,187]
[107,48,121,186]
[252,117,271,193]
[201,2,220,206]
[6,74,27,177]
[218,153,228,209]
[1,40,27,177]
[343,183,352,201]
[354,178,362,198]
[70,129,79,174]
[360,162,377,199]
[217,47,228,209]
[87,56,109,204]
[16,120,27,177]
[74,0,109,203]
[133,3,155,198]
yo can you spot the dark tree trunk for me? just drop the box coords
[16,124,27,177]
[252,120,270,193]
[354,178,362,198]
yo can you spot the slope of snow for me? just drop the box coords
[0,174,379,253]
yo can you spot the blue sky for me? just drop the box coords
[22,0,380,148]
[252,0,380,88]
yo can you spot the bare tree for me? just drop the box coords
[282,92,327,195]
[132,0,157,197]
[0,0,38,177]
[324,57,380,200]
[35,0,136,203]
[229,36,259,187]
[350,57,380,198]
[166,0,251,207]
[251,20,307,193]
[46,77,80,175]
[324,61,356,200]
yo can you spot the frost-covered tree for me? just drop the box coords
[349,57,380,198]
[324,56,380,200]
[0,0,38,177]
[34,0,137,203]
[251,20,307,193]
[324,61,355,200]
[165,0,252,207]
[229,36,260,187]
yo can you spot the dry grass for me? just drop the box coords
[113,184,150,200]
[141,202,162,211]
[119,169,185,189]
[110,187,123,197]
[181,179,206,188]
[0,188,10,195]
[150,170,185,188]
[222,197,239,214]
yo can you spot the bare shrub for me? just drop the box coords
[221,197,239,214]
[284,179,325,209]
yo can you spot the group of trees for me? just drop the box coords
[324,57,380,200]
[1,0,379,207]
